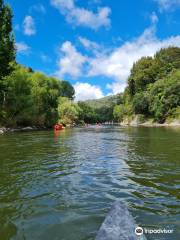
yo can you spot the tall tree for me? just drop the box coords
[0,0,16,108]
[0,0,15,78]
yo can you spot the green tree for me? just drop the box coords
[125,47,180,123]
[113,105,126,122]
[132,92,149,115]
[30,72,62,126]
[59,81,75,100]
[78,101,98,123]
[0,65,33,126]
[79,95,121,123]
[127,57,157,95]
[0,0,77,127]
[58,97,80,125]
[0,0,15,78]
[154,47,180,80]
[149,70,180,122]
[0,0,16,112]
[127,47,180,97]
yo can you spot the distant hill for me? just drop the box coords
[77,94,122,123]
[84,94,122,109]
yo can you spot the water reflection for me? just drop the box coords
[122,127,180,239]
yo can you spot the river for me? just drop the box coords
[0,126,179,240]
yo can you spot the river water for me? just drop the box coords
[0,127,179,240]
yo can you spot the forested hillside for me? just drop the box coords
[114,47,180,124]
[75,47,180,125]
[77,95,122,123]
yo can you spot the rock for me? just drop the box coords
[21,126,34,131]
[96,201,147,240]
[0,128,7,134]
[0,129,4,134]
[168,119,180,126]
[0,126,48,134]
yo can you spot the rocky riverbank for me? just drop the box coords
[0,126,48,134]
[120,115,180,127]
[1,119,180,135]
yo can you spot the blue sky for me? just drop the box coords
[6,0,180,100]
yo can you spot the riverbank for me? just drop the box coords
[1,119,180,135]
[0,126,48,134]
[120,116,180,127]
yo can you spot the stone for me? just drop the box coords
[22,127,34,131]
[0,129,4,134]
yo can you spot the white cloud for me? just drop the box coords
[78,36,103,55]
[106,82,127,95]
[51,0,111,30]
[23,16,36,36]
[74,82,104,101]
[52,0,74,9]
[55,29,180,95]
[15,42,30,54]
[30,4,46,14]
[155,0,180,10]
[56,41,87,78]
[150,12,159,24]
[88,27,180,94]
[79,36,100,50]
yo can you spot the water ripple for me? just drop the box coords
[0,127,180,240]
